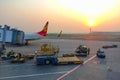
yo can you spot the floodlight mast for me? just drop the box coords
[89,27,92,33]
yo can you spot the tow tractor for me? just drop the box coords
[75,45,90,56]
[1,50,26,63]
[96,49,106,58]
[10,53,25,63]
[63,45,90,57]
[35,42,83,65]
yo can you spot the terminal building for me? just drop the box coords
[0,25,25,45]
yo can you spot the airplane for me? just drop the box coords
[24,21,48,45]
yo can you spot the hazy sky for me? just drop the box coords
[0,0,120,33]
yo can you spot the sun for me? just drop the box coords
[89,20,94,27]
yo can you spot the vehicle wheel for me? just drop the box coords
[45,60,51,65]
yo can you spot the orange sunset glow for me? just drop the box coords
[0,0,120,33]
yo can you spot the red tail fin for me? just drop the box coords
[36,21,49,36]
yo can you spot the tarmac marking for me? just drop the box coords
[0,71,68,80]
[57,55,96,80]
[0,63,35,68]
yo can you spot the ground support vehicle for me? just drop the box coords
[63,53,89,57]
[1,50,26,63]
[74,45,90,56]
[96,50,106,58]
[1,50,15,60]
[62,53,75,57]
[36,56,57,65]
[1,54,10,60]
[10,57,25,63]
[57,56,83,65]
[36,56,83,65]
[35,43,83,65]
[75,45,90,56]
[1,53,26,63]
[102,45,118,49]
[9,52,26,63]
[36,43,59,56]
[10,54,35,63]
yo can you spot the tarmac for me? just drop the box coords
[0,39,120,80]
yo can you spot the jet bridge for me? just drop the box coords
[0,25,25,45]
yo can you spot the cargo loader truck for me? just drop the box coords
[35,43,83,65]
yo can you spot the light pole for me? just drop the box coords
[89,27,91,33]
[89,20,94,33]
